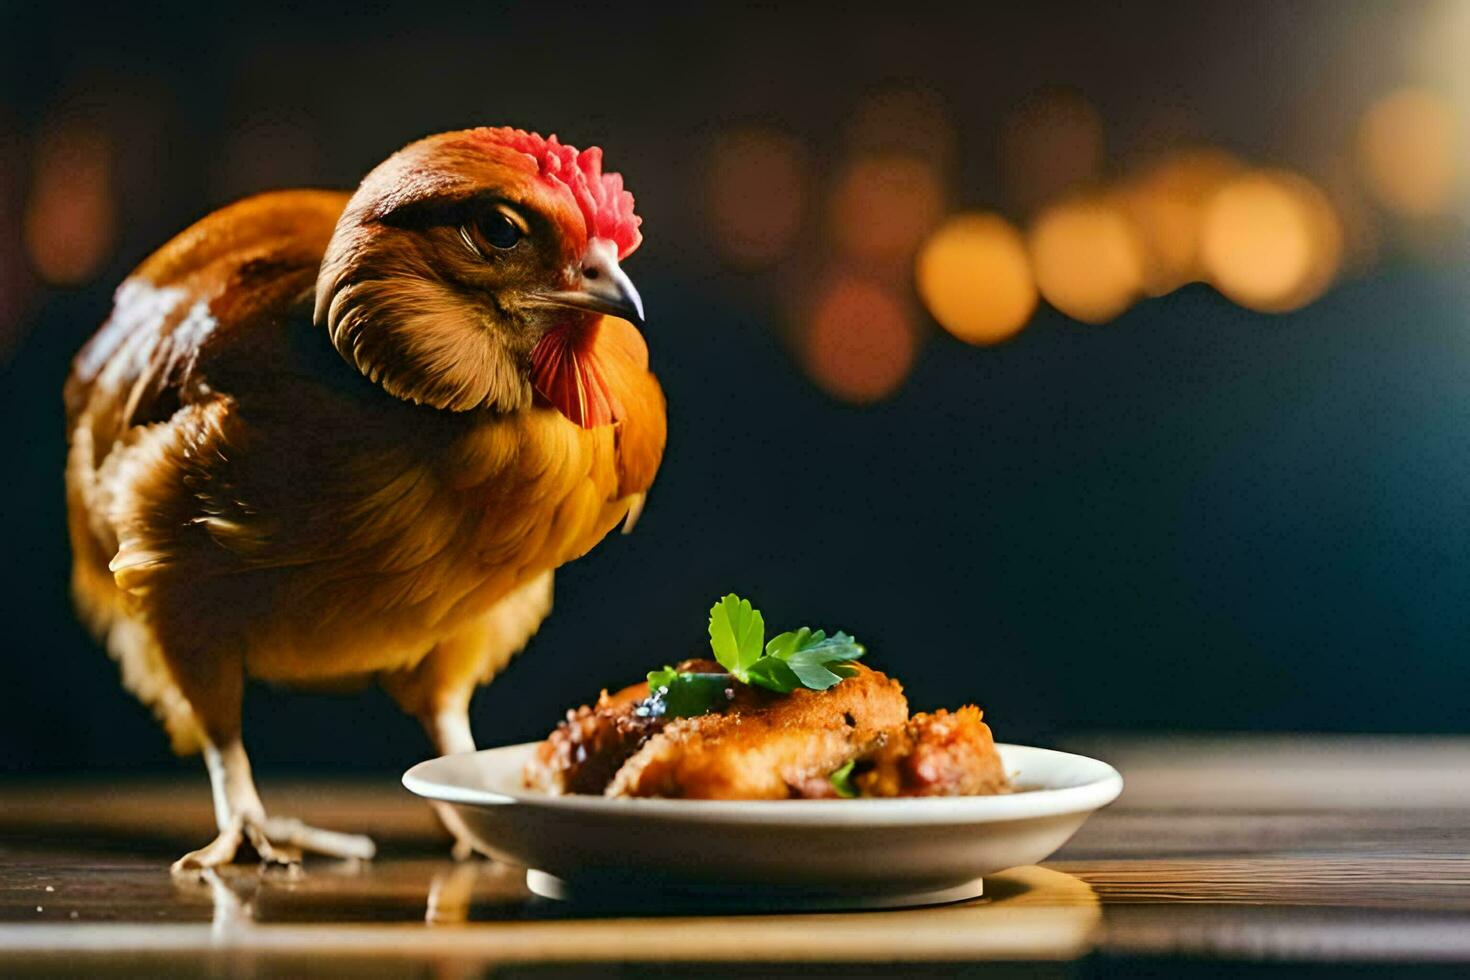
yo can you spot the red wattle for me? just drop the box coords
[531,323,624,428]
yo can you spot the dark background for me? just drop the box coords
[2,1,1467,775]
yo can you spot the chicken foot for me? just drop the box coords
[171,737,376,875]
[423,709,493,861]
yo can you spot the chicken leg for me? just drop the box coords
[172,736,377,874]
[383,571,555,859]
[422,708,492,860]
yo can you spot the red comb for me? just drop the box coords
[461,127,642,258]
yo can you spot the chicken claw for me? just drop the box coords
[172,818,254,874]
[170,739,376,875]
[171,813,373,875]
[171,815,295,874]
[261,816,377,861]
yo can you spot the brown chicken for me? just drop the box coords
[64,128,665,870]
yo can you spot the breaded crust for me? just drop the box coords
[523,679,664,795]
[856,706,1010,797]
[523,665,1010,800]
[606,664,908,799]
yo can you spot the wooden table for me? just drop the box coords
[3,736,1469,977]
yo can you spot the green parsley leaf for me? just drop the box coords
[764,627,821,660]
[829,759,858,798]
[744,656,803,694]
[708,593,765,679]
[764,629,866,690]
[673,594,869,699]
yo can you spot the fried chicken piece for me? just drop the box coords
[523,666,1008,800]
[524,658,735,793]
[855,706,1009,797]
[606,664,908,799]
[523,677,666,795]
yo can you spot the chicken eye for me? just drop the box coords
[476,212,522,250]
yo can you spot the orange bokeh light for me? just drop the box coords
[1357,87,1461,218]
[705,127,810,269]
[23,120,115,286]
[916,213,1036,345]
[1116,148,1244,296]
[1199,169,1342,313]
[828,152,946,266]
[803,275,917,404]
[1027,196,1145,324]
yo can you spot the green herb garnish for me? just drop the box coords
[645,594,866,718]
[643,669,732,718]
[829,759,859,798]
[709,594,864,694]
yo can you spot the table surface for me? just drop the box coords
[4,735,1469,977]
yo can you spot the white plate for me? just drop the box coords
[403,741,1122,911]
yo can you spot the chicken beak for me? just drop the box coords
[532,238,645,326]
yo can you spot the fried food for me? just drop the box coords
[524,661,1009,799]
[522,677,665,795]
[855,707,1009,797]
[607,663,908,799]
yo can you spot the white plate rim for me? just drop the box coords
[403,741,1123,827]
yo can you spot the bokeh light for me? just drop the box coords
[1356,87,1461,218]
[1027,196,1145,324]
[1199,169,1343,313]
[705,127,811,269]
[1116,148,1244,296]
[1414,0,1470,179]
[802,275,917,403]
[22,118,115,285]
[999,88,1105,216]
[828,152,946,266]
[916,213,1036,345]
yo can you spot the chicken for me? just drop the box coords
[64,128,666,870]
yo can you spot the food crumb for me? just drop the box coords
[44,885,55,892]
[35,906,43,912]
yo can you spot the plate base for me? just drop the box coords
[526,869,985,912]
